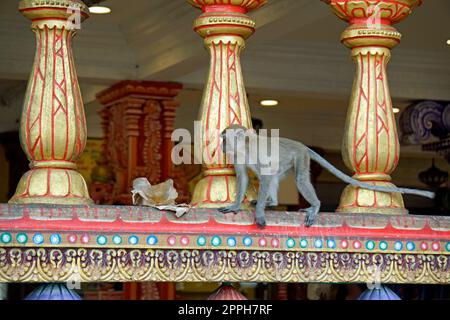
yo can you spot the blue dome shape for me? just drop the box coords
[25,284,82,300]
[358,285,401,300]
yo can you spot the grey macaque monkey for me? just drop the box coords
[218,125,435,228]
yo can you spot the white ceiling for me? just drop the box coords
[1,0,448,92]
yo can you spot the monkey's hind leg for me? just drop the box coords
[295,160,321,227]
[250,177,279,207]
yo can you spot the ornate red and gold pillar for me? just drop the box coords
[97,81,183,300]
[96,81,185,204]
[324,0,422,214]
[187,0,266,207]
[10,0,92,205]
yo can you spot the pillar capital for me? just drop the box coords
[342,26,401,50]
[189,0,267,41]
[188,0,267,13]
[325,0,421,49]
[325,0,421,24]
[19,0,89,29]
[193,11,256,40]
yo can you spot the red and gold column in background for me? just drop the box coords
[10,0,93,204]
[96,81,186,205]
[97,81,184,301]
[187,0,267,208]
[324,0,422,214]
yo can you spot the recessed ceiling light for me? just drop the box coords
[447,39,450,45]
[89,6,111,14]
[393,107,400,114]
[260,100,279,107]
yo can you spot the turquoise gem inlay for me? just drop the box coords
[49,234,61,245]
[286,238,295,248]
[211,236,222,247]
[300,239,308,248]
[379,241,388,250]
[446,242,450,252]
[1,232,12,244]
[394,241,403,251]
[243,237,253,247]
[16,233,28,244]
[128,235,139,245]
[314,239,323,248]
[197,236,207,246]
[97,235,107,245]
[406,241,415,251]
[113,235,122,245]
[33,233,44,245]
[227,237,237,247]
[146,235,157,245]
[366,241,375,250]
[327,239,336,249]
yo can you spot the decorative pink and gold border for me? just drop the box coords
[0,204,449,283]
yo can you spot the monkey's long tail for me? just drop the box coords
[307,148,435,199]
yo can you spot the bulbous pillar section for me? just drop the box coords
[325,0,422,214]
[187,0,266,208]
[9,0,92,205]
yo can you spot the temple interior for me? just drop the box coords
[0,0,449,300]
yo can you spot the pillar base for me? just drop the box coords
[191,168,256,208]
[336,182,407,215]
[9,168,93,205]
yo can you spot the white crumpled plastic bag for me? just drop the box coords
[131,178,191,217]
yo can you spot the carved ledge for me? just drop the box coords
[0,204,449,283]
[96,80,183,105]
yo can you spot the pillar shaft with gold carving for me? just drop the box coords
[9,0,92,205]
[325,0,422,214]
[188,0,266,208]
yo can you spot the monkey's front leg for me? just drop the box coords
[250,176,279,207]
[255,177,271,228]
[218,164,248,214]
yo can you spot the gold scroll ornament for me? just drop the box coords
[187,0,267,208]
[325,0,422,214]
[9,0,92,205]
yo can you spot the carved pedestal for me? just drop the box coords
[10,0,92,205]
[96,81,185,204]
[187,0,267,208]
[324,0,422,214]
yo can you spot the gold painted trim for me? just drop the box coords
[0,248,448,284]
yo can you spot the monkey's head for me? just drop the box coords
[220,125,255,155]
